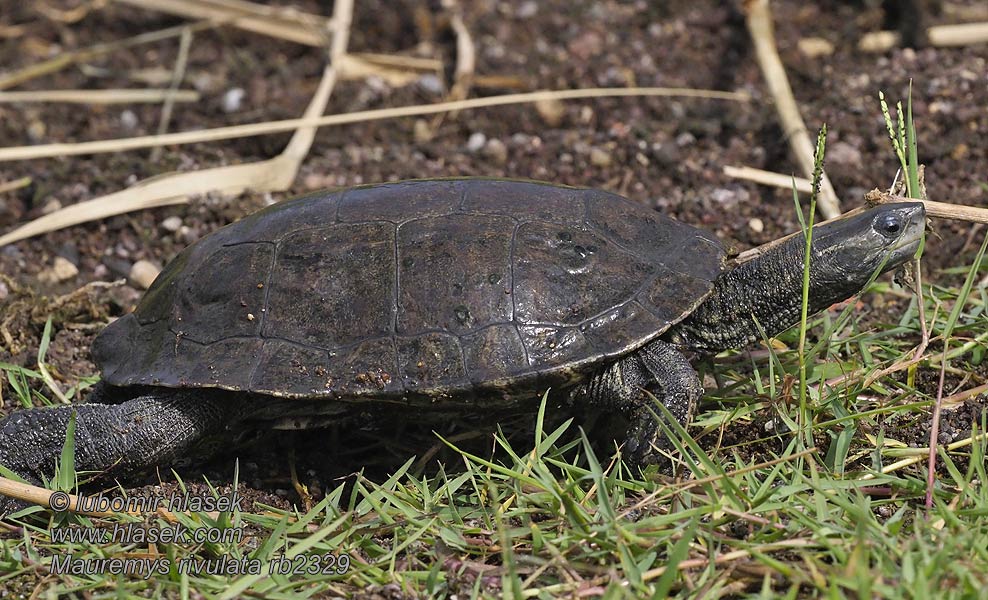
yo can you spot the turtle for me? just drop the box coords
[0,178,925,503]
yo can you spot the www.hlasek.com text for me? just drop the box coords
[51,521,244,545]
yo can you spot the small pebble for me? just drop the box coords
[108,285,142,310]
[39,256,79,284]
[797,37,834,58]
[510,132,531,146]
[827,141,862,165]
[416,74,443,96]
[466,132,487,153]
[193,73,217,93]
[516,0,537,18]
[179,225,200,244]
[650,142,680,166]
[57,242,80,266]
[160,216,183,232]
[710,187,749,207]
[41,198,62,215]
[222,87,246,113]
[27,119,46,143]
[589,146,612,167]
[103,257,132,279]
[303,173,333,190]
[748,217,765,233]
[2,245,23,260]
[0,279,8,301]
[483,138,508,165]
[413,119,433,143]
[120,110,139,130]
[535,97,565,127]
[129,259,161,290]
[675,132,696,147]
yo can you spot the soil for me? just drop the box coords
[1,0,987,532]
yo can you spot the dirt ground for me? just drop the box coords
[1,1,987,508]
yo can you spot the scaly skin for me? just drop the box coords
[566,202,926,463]
[667,232,848,353]
[668,203,925,353]
[0,203,926,512]
[568,339,702,464]
[0,387,237,513]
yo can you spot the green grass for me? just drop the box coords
[2,262,988,598]
[3,91,988,598]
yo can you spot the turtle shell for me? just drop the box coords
[92,178,725,400]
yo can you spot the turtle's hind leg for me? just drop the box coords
[569,339,702,465]
[0,387,237,509]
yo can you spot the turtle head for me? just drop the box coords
[668,201,926,354]
[808,202,926,296]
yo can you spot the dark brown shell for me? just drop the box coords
[92,179,725,399]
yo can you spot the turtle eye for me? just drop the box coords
[874,213,903,237]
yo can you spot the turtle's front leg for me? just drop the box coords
[569,340,702,464]
[0,389,233,513]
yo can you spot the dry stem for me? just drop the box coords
[744,0,841,218]
[0,87,749,165]
[0,20,219,91]
[150,27,194,162]
[860,22,988,51]
[436,0,476,125]
[115,0,331,47]
[0,89,200,104]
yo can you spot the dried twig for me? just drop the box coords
[442,0,476,116]
[0,0,354,248]
[723,165,813,193]
[0,87,747,246]
[0,473,222,520]
[0,476,85,515]
[944,4,988,21]
[858,431,988,480]
[338,54,438,86]
[726,168,988,257]
[942,382,988,408]
[33,0,107,24]
[743,0,841,219]
[0,166,259,247]
[114,0,331,47]
[0,20,218,91]
[638,539,817,583]
[927,344,949,508]
[150,27,194,162]
[425,0,476,133]
[0,177,31,194]
[860,22,988,52]
[270,0,354,183]
[0,89,200,104]
[0,87,749,164]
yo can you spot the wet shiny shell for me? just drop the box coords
[92,179,726,400]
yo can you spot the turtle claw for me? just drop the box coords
[623,408,671,467]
